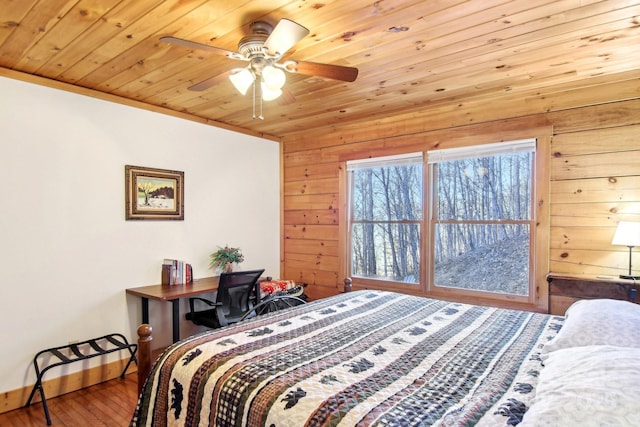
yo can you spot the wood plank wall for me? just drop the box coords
[548,102,640,276]
[281,73,640,309]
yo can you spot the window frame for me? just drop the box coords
[426,140,536,305]
[339,130,550,311]
[345,153,427,295]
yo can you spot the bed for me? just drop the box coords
[131,290,640,426]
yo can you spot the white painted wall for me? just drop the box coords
[0,76,280,393]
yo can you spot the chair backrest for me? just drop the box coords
[215,269,265,326]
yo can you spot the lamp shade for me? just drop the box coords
[612,221,640,247]
[261,82,282,101]
[229,68,255,95]
[262,65,286,90]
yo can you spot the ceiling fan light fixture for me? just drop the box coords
[229,68,255,95]
[261,82,282,101]
[262,65,286,90]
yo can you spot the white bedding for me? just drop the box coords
[523,298,640,427]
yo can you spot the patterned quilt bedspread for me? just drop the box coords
[131,290,562,427]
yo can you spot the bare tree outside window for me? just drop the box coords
[432,152,533,296]
[347,142,535,298]
[349,159,422,283]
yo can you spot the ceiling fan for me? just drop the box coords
[161,19,359,119]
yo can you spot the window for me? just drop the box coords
[345,139,538,304]
[347,153,423,284]
[428,139,536,300]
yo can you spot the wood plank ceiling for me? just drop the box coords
[1,0,639,140]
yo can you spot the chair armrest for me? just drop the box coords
[188,297,218,314]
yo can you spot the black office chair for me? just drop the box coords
[186,269,265,328]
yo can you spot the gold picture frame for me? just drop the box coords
[125,165,184,220]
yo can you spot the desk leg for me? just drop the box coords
[141,297,149,324]
[171,299,180,343]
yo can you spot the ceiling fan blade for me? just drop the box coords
[264,19,309,57]
[290,60,358,82]
[188,70,233,91]
[277,87,296,105]
[160,36,242,60]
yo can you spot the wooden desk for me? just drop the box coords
[547,273,638,315]
[126,276,220,343]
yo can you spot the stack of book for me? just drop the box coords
[162,259,193,285]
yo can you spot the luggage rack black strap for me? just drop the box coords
[88,339,105,353]
[49,349,70,363]
[25,333,138,426]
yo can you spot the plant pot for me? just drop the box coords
[223,262,233,273]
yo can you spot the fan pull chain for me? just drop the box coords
[252,81,264,120]
[252,81,256,119]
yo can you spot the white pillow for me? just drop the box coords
[542,298,640,353]
[565,298,640,318]
[520,345,640,426]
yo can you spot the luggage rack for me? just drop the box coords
[25,333,137,425]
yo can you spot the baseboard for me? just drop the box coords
[0,357,137,414]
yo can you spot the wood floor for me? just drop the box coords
[0,374,138,426]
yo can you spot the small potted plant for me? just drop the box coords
[209,245,244,273]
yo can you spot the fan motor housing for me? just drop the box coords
[237,21,273,58]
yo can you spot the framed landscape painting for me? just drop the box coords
[125,165,184,220]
